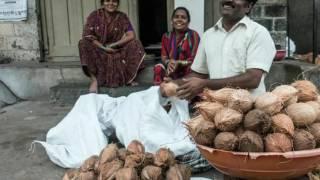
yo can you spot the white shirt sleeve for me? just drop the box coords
[191,34,209,74]
[246,27,276,73]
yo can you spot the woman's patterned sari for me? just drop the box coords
[79,9,145,87]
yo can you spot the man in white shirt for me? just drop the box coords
[176,0,276,100]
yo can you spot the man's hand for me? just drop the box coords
[177,77,207,100]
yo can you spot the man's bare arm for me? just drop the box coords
[177,69,264,100]
[204,69,264,90]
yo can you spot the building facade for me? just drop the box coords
[0,0,287,62]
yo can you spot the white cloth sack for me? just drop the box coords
[35,86,195,168]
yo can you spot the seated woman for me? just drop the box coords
[79,0,145,92]
[154,7,200,85]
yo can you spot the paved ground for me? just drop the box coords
[0,100,223,180]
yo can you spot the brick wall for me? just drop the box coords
[251,0,287,49]
[0,0,40,61]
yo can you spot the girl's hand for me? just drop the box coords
[167,59,177,75]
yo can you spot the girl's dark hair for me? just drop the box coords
[100,0,120,5]
[171,7,191,23]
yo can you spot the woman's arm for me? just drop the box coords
[108,31,135,49]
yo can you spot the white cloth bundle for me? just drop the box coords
[35,86,195,168]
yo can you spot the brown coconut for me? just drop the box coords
[227,89,254,113]
[214,132,239,151]
[235,126,245,137]
[272,85,299,107]
[239,130,264,152]
[286,103,317,127]
[118,148,129,161]
[195,101,224,122]
[265,133,293,152]
[185,115,217,146]
[124,154,144,171]
[201,88,216,102]
[214,108,243,132]
[306,101,320,122]
[99,143,119,164]
[255,92,283,115]
[160,82,179,97]
[115,168,139,180]
[309,123,320,147]
[94,159,100,174]
[271,114,295,136]
[293,129,316,151]
[209,87,237,105]
[98,159,123,180]
[62,169,80,180]
[286,95,298,106]
[79,171,97,180]
[127,140,145,154]
[244,109,272,134]
[141,165,164,180]
[291,80,318,102]
[166,164,192,180]
[154,148,176,168]
[80,155,99,172]
[142,152,155,167]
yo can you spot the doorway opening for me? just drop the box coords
[138,0,168,49]
[288,0,320,63]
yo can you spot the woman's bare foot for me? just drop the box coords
[89,80,98,93]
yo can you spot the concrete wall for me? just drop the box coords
[0,0,40,61]
[0,0,288,62]
[251,0,287,49]
[175,0,205,37]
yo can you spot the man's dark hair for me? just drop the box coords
[246,0,258,15]
[100,0,120,5]
[247,0,258,6]
[171,7,191,23]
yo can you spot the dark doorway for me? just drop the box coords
[138,0,168,47]
[288,0,320,54]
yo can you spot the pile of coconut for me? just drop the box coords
[62,140,191,180]
[186,80,320,153]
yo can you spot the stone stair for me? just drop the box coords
[49,54,160,105]
[50,82,153,105]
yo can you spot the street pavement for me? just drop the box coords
[0,100,222,180]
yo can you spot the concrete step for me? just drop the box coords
[50,82,153,105]
[0,57,159,100]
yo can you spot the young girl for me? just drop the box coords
[154,7,200,85]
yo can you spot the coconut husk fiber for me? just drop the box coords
[127,140,145,155]
[166,164,191,180]
[115,168,139,180]
[214,108,243,132]
[186,115,217,146]
[154,148,176,168]
[239,131,264,152]
[293,129,316,151]
[214,132,239,151]
[141,165,164,180]
[271,113,295,136]
[265,133,293,152]
[244,109,272,134]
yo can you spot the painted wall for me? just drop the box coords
[0,0,40,61]
[175,0,204,37]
